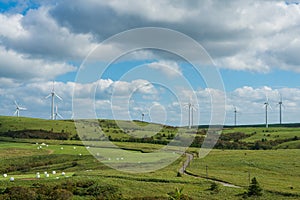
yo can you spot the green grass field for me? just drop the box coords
[187,149,300,194]
[0,116,300,199]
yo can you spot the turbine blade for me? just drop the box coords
[19,107,27,110]
[54,93,63,101]
[45,94,51,99]
[14,100,19,107]
[52,81,55,91]
[57,113,63,119]
[13,110,18,116]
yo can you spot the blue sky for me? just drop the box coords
[1,0,300,126]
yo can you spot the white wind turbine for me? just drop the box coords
[234,106,237,126]
[14,101,26,117]
[277,93,284,125]
[264,95,271,128]
[141,113,145,122]
[54,105,63,120]
[45,82,62,120]
[191,104,197,128]
[185,100,197,129]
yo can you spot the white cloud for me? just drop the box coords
[0,46,76,81]
[0,78,300,126]
[0,77,21,88]
[49,0,300,73]
[1,0,300,126]
[0,13,26,39]
[2,1,300,75]
[104,0,194,23]
[0,7,97,60]
[147,60,182,78]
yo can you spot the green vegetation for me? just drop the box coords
[247,177,262,197]
[0,116,299,199]
[186,149,300,195]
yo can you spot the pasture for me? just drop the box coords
[0,116,299,199]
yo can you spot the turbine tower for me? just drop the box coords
[234,106,237,126]
[141,113,145,122]
[54,105,63,120]
[14,101,26,117]
[186,102,192,129]
[45,82,62,120]
[264,97,270,128]
[185,101,196,129]
[278,93,283,125]
[191,105,197,128]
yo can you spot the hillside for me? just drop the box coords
[0,116,300,150]
[0,116,300,199]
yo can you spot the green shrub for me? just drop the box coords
[168,188,192,200]
[2,186,37,200]
[209,182,219,193]
[247,177,262,197]
[49,189,73,200]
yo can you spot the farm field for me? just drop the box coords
[0,116,299,199]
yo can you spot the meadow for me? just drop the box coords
[0,116,299,199]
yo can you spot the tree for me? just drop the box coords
[247,177,262,196]
[209,182,219,193]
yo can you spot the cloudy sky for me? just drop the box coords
[1,0,300,126]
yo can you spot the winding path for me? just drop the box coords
[179,153,241,188]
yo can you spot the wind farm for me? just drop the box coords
[1,1,300,199]
[1,82,299,200]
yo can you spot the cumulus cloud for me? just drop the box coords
[0,46,76,81]
[0,7,96,60]
[48,0,300,73]
[1,0,300,125]
[147,60,182,78]
[0,77,300,125]
[2,0,300,74]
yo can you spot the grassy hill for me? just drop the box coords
[0,116,300,199]
[1,116,300,150]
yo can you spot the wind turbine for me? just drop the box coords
[14,101,26,117]
[185,101,196,129]
[264,96,271,128]
[141,113,145,122]
[45,82,62,120]
[191,104,197,128]
[185,102,192,129]
[234,106,237,126]
[278,93,283,125]
[54,105,63,120]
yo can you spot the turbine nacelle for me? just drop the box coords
[14,101,27,117]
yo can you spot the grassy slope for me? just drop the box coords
[187,149,300,195]
[0,116,300,199]
[1,141,297,199]
[0,116,178,141]
[223,127,300,148]
[0,116,76,134]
